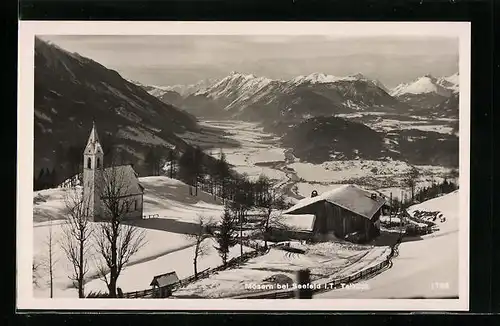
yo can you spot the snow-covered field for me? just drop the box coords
[33,221,195,298]
[317,190,459,299]
[139,176,225,223]
[172,241,390,298]
[84,238,254,294]
[34,176,226,225]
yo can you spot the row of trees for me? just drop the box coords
[413,178,458,204]
[146,145,258,204]
[34,166,147,298]
[189,175,290,278]
[385,177,459,214]
[34,167,59,190]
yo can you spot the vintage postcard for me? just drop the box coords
[17,21,470,311]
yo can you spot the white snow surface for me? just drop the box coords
[174,241,378,298]
[33,221,194,298]
[277,214,316,231]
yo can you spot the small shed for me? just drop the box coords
[150,271,180,298]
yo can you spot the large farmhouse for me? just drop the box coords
[83,122,144,221]
[280,184,388,243]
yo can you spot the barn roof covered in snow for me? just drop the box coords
[150,271,179,288]
[275,214,316,232]
[284,184,386,220]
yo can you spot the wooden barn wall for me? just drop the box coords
[287,200,381,241]
[322,202,379,240]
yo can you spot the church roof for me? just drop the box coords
[101,165,144,196]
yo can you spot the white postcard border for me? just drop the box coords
[17,21,471,311]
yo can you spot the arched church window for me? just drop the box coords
[134,199,138,211]
[87,157,91,169]
[97,157,100,168]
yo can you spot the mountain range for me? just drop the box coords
[136,71,459,124]
[133,72,459,167]
[34,37,201,182]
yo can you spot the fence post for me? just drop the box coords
[295,269,312,299]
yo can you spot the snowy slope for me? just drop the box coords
[34,176,225,224]
[164,78,221,97]
[33,221,195,298]
[196,72,273,98]
[84,238,254,294]
[317,190,459,299]
[437,73,459,93]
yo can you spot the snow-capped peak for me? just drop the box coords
[196,72,273,98]
[391,75,452,97]
[349,72,366,79]
[437,72,459,93]
[292,72,348,84]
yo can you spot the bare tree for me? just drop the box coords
[257,177,288,249]
[94,165,147,298]
[60,188,93,298]
[43,215,59,298]
[404,166,420,202]
[187,215,213,278]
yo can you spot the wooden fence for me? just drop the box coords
[122,245,274,299]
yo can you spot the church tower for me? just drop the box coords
[83,121,104,220]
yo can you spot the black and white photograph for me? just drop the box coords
[17,21,470,311]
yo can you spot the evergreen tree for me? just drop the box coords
[213,205,238,266]
[145,148,161,176]
[214,150,231,201]
[167,147,178,179]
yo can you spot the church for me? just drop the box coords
[83,122,144,221]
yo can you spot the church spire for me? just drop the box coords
[85,121,103,155]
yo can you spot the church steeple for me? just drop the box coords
[84,121,103,156]
[83,121,104,221]
[83,121,104,171]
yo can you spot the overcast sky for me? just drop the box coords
[41,35,458,88]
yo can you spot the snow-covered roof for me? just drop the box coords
[284,184,386,220]
[150,271,179,288]
[275,214,315,232]
[101,165,144,196]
